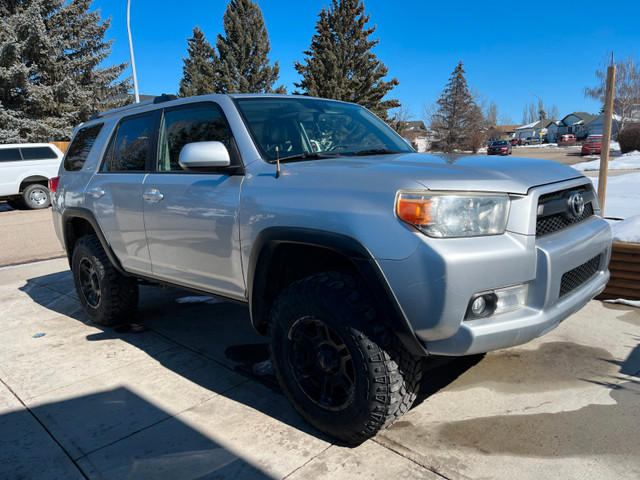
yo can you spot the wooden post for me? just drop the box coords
[597,65,616,215]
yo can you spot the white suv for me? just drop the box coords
[0,143,64,209]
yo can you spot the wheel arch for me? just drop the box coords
[60,207,127,275]
[247,227,428,356]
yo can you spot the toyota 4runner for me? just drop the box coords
[51,94,611,443]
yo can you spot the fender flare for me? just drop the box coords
[60,207,127,275]
[247,227,428,356]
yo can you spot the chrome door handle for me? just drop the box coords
[87,187,105,198]
[143,189,164,203]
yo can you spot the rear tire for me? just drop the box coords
[71,235,138,326]
[268,271,421,444]
[22,184,50,209]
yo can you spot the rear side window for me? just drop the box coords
[102,114,155,172]
[20,146,59,160]
[65,124,104,171]
[0,148,22,162]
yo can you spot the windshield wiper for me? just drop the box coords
[352,148,403,156]
[275,152,341,163]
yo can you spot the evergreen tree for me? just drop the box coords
[430,61,483,153]
[0,0,130,142]
[294,0,399,120]
[178,26,218,97]
[214,0,285,94]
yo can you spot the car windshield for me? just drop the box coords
[586,137,602,143]
[234,97,413,162]
[492,140,508,146]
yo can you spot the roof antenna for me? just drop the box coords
[276,146,281,179]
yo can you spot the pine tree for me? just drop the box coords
[178,26,219,97]
[431,61,483,153]
[214,0,285,94]
[294,0,399,120]
[0,0,130,142]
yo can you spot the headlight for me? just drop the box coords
[396,191,510,238]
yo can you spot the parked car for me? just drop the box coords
[0,143,64,209]
[562,134,577,142]
[510,138,523,146]
[581,135,603,155]
[487,139,512,155]
[51,93,611,444]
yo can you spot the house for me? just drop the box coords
[401,120,430,152]
[584,114,621,139]
[514,119,556,141]
[556,112,597,139]
[488,125,521,140]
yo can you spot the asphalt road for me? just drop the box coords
[0,204,65,267]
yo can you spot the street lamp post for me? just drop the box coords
[127,0,140,103]
[530,93,545,143]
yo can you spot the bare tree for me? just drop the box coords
[585,53,640,131]
[498,113,514,125]
[388,104,413,133]
[522,101,538,124]
[485,100,499,126]
[547,104,560,120]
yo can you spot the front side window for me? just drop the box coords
[157,104,232,172]
[102,114,154,172]
[64,124,103,171]
[235,97,413,162]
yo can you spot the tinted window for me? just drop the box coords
[102,114,154,172]
[157,105,232,172]
[0,148,21,162]
[20,146,59,160]
[65,124,104,171]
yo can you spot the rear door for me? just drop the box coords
[87,112,158,276]
[142,103,245,299]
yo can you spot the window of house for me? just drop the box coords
[102,114,155,172]
[64,124,104,171]
[157,104,232,172]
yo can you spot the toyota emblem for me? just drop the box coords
[568,192,585,218]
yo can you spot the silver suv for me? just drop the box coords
[51,94,611,443]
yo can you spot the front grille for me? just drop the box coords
[559,254,601,298]
[536,185,594,237]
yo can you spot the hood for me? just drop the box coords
[283,152,584,195]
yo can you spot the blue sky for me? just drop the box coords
[93,0,640,124]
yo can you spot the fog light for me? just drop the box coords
[465,283,528,320]
[471,296,487,316]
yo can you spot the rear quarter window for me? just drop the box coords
[64,123,104,171]
[20,146,59,160]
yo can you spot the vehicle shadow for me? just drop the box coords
[18,270,484,445]
[0,387,276,479]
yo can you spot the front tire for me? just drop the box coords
[268,271,421,444]
[71,235,138,326]
[22,184,50,209]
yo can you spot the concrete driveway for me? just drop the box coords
[1,258,639,479]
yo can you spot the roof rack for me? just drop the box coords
[88,94,178,121]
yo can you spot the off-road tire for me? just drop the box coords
[22,184,50,209]
[71,235,138,326]
[268,271,421,444]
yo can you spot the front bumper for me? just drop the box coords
[378,215,611,356]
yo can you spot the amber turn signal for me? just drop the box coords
[397,197,432,226]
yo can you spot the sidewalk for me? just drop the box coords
[1,258,639,479]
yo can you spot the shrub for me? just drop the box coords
[617,123,640,154]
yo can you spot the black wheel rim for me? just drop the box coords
[287,317,356,411]
[78,258,101,308]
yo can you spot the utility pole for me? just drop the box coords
[530,93,545,143]
[597,63,616,215]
